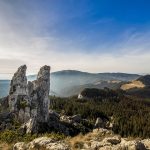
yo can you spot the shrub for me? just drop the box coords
[0,130,19,143]
[0,130,38,143]
[19,101,28,109]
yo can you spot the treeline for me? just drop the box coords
[50,92,150,138]
[80,88,123,100]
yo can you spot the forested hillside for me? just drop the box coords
[50,90,150,138]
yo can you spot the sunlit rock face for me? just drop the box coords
[30,65,50,123]
[9,65,27,95]
[9,65,28,112]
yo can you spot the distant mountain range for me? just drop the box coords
[0,70,141,98]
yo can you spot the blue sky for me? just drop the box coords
[0,0,150,78]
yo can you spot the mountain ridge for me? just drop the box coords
[0,70,141,97]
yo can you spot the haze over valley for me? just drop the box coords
[0,70,140,97]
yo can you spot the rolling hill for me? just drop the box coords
[121,75,150,90]
[120,75,150,98]
[0,70,140,98]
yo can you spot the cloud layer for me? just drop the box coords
[0,0,150,79]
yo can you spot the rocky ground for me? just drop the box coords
[13,128,150,150]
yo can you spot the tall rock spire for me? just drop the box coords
[9,65,28,112]
[31,65,50,123]
[6,65,50,133]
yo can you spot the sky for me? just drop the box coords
[0,0,150,79]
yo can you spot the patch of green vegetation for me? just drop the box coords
[12,118,22,129]
[18,100,28,110]
[0,130,37,143]
[0,130,20,143]
[81,88,122,101]
[0,129,66,144]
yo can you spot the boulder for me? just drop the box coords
[13,142,25,150]
[127,141,146,150]
[93,128,112,136]
[90,141,103,149]
[95,117,105,128]
[60,115,72,123]
[142,139,150,149]
[103,136,121,145]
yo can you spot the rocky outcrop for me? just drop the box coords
[29,65,50,123]
[8,65,30,123]
[6,66,90,135]
[0,65,51,133]
[60,114,81,124]
[142,139,150,149]
[69,128,148,150]
[103,135,121,145]
[13,137,70,150]
[9,65,28,112]
[13,128,150,150]
[20,65,50,133]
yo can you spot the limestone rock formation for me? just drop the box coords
[20,65,50,133]
[13,128,150,150]
[13,137,70,150]
[9,65,27,94]
[30,65,50,123]
[142,139,150,149]
[68,128,148,150]
[0,65,51,133]
[0,64,92,135]
[103,135,121,145]
[8,65,31,123]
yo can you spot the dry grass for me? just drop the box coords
[0,142,13,150]
[121,80,145,90]
[67,129,111,150]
